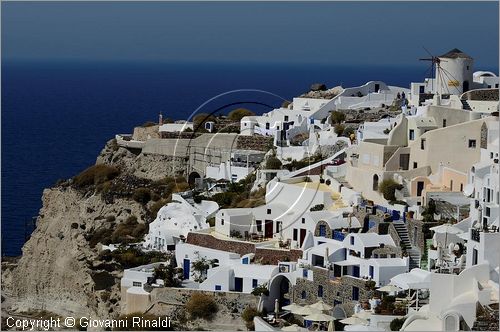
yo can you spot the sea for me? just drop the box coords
[0,60,451,256]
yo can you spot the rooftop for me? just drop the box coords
[439,48,473,60]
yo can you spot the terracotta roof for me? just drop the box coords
[439,48,473,59]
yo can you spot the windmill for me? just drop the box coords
[419,47,462,96]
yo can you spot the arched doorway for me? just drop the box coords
[188,171,201,188]
[265,275,292,312]
[373,174,379,191]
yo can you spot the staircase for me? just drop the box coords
[461,99,472,111]
[393,221,421,270]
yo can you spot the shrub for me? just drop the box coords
[378,179,403,201]
[251,284,269,297]
[73,165,120,188]
[310,204,325,212]
[149,198,171,218]
[390,317,406,331]
[342,126,355,138]
[265,156,282,170]
[111,248,170,269]
[331,111,346,124]
[193,113,216,132]
[241,306,260,330]
[334,124,345,136]
[185,293,218,321]
[228,108,255,121]
[133,188,152,204]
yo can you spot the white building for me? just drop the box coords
[142,194,218,251]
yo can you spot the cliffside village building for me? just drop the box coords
[117,49,499,331]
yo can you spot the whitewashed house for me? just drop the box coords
[142,194,218,251]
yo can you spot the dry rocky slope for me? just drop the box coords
[2,139,178,318]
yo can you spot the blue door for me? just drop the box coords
[319,225,326,237]
[235,277,243,292]
[183,259,190,280]
[352,265,360,278]
[392,210,400,221]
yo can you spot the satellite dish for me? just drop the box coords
[463,184,474,197]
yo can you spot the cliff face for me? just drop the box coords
[2,140,170,318]
[3,187,147,318]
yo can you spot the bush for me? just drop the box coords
[73,164,120,188]
[334,124,345,136]
[228,108,255,121]
[378,179,403,201]
[193,113,216,131]
[149,198,171,218]
[111,248,170,269]
[265,156,282,170]
[331,111,346,124]
[310,204,325,211]
[185,293,218,321]
[133,188,152,204]
[241,306,260,330]
[390,317,406,331]
[342,126,355,138]
[251,284,269,297]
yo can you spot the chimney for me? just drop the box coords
[159,113,163,125]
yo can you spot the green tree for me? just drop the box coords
[265,156,282,170]
[378,179,404,201]
[334,124,345,136]
[331,111,346,124]
[241,306,260,330]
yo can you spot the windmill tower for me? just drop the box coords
[420,48,473,96]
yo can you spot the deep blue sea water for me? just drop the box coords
[1,60,436,256]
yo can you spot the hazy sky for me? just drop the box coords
[2,1,499,68]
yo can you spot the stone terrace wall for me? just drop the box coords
[463,89,499,101]
[160,132,202,139]
[132,125,160,141]
[255,248,303,265]
[236,135,273,152]
[292,268,374,317]
[186,232,303,264]
[148,287,258,330]
[186,233,255,256]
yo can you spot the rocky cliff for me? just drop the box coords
[2,139,179,319]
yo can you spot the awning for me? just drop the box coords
[334,260,359,266]
[390,268,431,290]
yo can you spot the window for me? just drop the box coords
[450,180,453,191]
[267,209,271,215]
[413,162,418,169]
[293,229,298,241]
[409,129,415,140]
[301,291,307,299]
[468,139,477,148]
[132,282,142,287]
[420,138,426,150]
[221,219,224,226]
[496,84,499,89]
[302,218,305,224]
[252,279,258,288]
[284,115,289,121]
[265,123,270,130]
[460,183,463,192]
[419,86,425,94]
[352,286,359,301]
[256,220,262,232]
[442,119,447,127]
[303,269,308,278]
[215,285,222,291]
[350,236,355,245]
[373,174,379,191]
[318,285,324,298]
[369,266,374,279]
